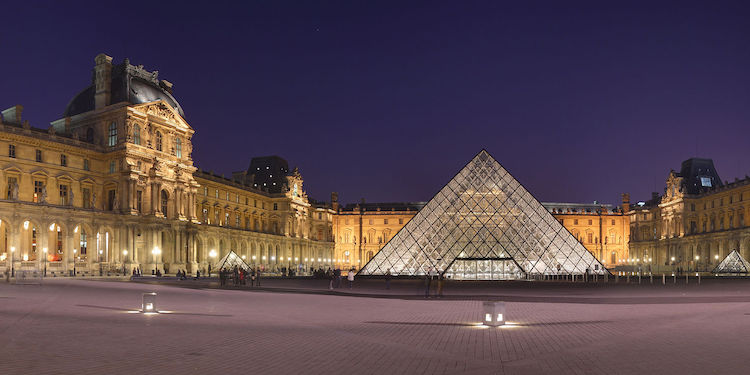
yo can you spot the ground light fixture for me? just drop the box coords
[483,301,505,326]
[142,292,158,314]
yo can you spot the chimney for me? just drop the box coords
[93,53,113,109]
[1,105,23,124]
[331,192,339,211]
[621,193,630,212]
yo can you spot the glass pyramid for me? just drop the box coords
[359,150,608,280]
[214,250,251,272]
[712,250,750,274]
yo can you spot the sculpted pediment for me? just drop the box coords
[130,100,192,131]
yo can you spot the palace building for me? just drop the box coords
[627,158,750,272]
[0,54,335,277]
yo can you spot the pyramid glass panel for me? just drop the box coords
[359,150,608,280]
[713,250,750,274]
[213,250,251,272]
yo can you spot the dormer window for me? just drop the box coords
[174,137,182,158]
[133,126,141,145]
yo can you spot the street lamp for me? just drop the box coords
[99,249,104,276]
[152,247,162,276]
[208,249,217,277]
[10,246,15,277]
[73,249,77,276]
[43,248,48,277]
[122,250,128,275]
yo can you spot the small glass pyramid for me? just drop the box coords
[359,150,607,280]
[214,250,251,272]
[712,250,750,274]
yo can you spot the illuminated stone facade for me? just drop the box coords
[627,158,750,272]
[0,54,334,277]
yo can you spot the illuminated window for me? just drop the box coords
[8,144,15,158]
[155,131,162,152]
[161,190,168,217]
[133,126,141,145]
[80,231,87,256]
[136,190,143,212]
[83,159,89,171]
[60,154,67,167]
[59,185,69,206]
[33,181,44,203]
[273,203,278,210]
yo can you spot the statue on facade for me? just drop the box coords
[91,193,97,209]
[40,185,47,204]
[11,181,19,200]
[68,189,75,206]
[112,191,120,211]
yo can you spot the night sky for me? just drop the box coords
[3,1,750,206]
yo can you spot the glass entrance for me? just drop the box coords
[445,258,525,280]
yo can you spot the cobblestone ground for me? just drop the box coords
[1,279,749,375]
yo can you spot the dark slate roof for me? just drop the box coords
[63,58,184,118]
[679,158,723,195]
[341,202,427,212]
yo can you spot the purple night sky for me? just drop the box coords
[3,1,749,206]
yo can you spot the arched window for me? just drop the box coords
[161,190,168,217]
[155,131,162,152]
[133,126,141,145]
[174,137,182,158]
[108,122,117,147]
[86,127,94,143]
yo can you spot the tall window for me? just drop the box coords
[174,137,182,158]
[235,215,240,227]
[133,126,141,145]
[107,190,116,211]
[80,231,87,256]
[59,185,69,206]
[31,227,37,259]
[60,154,67,167]
[136,190,143,212]
[109,161,116,174]
[161,190,168,216]
[35,149,42,162]
[33,181,44,203]
[8,144,15,158]
[56,228,63,254]
[108,122,117,147]
[83,159,90,171]
[155,131,162,152]
[82,188,91,209]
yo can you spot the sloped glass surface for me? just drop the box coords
[214,250,251,272]
[713,250,750,274]
[359,150,607,280]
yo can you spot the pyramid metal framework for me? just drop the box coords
[713,250,750,274]
[214,250,251,272]
[359,150,608,280]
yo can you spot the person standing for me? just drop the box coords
[424,269,433,298]
[347,268,355,289]
[385,270,392,290]
[436,272,444,298]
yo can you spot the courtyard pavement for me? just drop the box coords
[2,277,750,374]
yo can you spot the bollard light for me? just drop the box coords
[142,292,158,313]
[483,301,505,326]
[714,254,719,260]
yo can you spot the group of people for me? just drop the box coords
[324,267,356,290]
[423,269,445,298]
[219,265,261,287]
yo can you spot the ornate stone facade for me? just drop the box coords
[0,54,334,277]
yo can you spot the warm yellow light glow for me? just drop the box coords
[671,256,675,261]
[695,255,700,260]
[271,256,276,261]
[11,247,15,252]
[74,226,79,233]
[43,247,48,253]
[295,257,299,261]
[73,249,77,254]
[145,303,153,311]
[49,223,55,231]
[485,313,491,322]
[715,254,719,259]
[23,254,28,261]
[242,255,246,259]
[23,221,29,230]
[252,255,256,260]
[123,250,128,256]
[304,258,308,262]
[99,250,103,254]
[209,249,217,258]
[497,314,503,322]
[152,247,161,256]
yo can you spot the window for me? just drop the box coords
[6,177,16,199]
[86,127,94,143]
[56,229,63,254]
[35,149,42,162]
[574,219,579,225]
[174,137,182,158]
[691,203,695,212]
[155,131,162,151]
[161,190,168,216]
[587,233,593,243]
[80,231,87,256]
[225,213,229,226]
[588,219,592,225]
[109,161,116,173]
[226,192,229,200]
[399,218,403,225]
[740,212,745,227]
[82,188,91,209]
[215,189,219,198]
[60,154,67,167]
[83,159,90,171]
[33,181,44,203]
[384,219,388,225]
[59,185,69,206]
[203,186,208,196]
[235,215,240,227]
[369,219,374,225]
[107,190,116,211]
[136,190,143,212]
[108,122,117,147]
[133,126,141,145]
[273,203,278,210]
[8,144,15,158]
[245,197,248,205]
[611,219,615,225]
